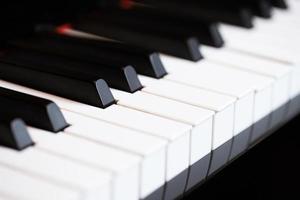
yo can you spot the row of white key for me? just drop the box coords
[201,1,300,119]
[0,124,143,200]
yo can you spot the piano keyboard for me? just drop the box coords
[0,0,299,199]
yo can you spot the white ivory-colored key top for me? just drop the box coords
[202,46,293,78]
[29,127,141,200]
[0,147,112,200]
[0,164,80,200]
[221,22,300,47]
[112,89,214,196]
[112,89,214,168]
[0,193,14,200]
[113,90,214,127]
[161,56,258,135]
[202,47,293,110]
[162,55,280,145]
[140,75,235,151]
[112,90,214,177]
[220,20,300,68]
[139,75,237,176]
[140,75,235,111]
[219,25,299,64]
[63,110,167,198]
[215,23,300,122]
[219,21,300,99]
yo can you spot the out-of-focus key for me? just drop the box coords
[0,164,80,200]
[0,146,112,200]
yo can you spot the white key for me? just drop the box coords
[222,14,300,62]
[217,23,300,120]
[253,7,300,37]
[221,22,300,50]
[0,193,14,200]
[0,147,112,200]
[0,80,195,187]
[112,89,214,173]
[161,56,260,135]
[140,75,235,151]
[219,7,300,64]
[220,25,298,64]
[29,127,141,200]
[202,46,294,110]
[63,111,167,198]
[220,22,300,100]
[0,164,79,200]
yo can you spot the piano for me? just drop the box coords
[0,0,299,199]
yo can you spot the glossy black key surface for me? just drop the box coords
[10,34,168,78]
[0,55,115,109]
[0,118,34,151]
[0,87,68,132]
[0,48,142,93]
[271,0,288,9]
[81,9,224,47]
[242,0,273,18]
[73,15,202,61]
[118,0,254,28]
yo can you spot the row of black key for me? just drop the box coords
[0,0,289,108]
[9,33,168,78]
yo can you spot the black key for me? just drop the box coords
[78,9,224,47]
[72,15,202,61]
[0,47,142,93]
[10,33,168,78]
[271,0,288,9]
[0,118,34,151]
[0,53,115,109]
[242,0,273,18]
[118,0,254,28]
[173,0,272,19]
[0,87,68,132]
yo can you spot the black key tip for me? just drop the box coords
[259,1,273,18]
[186,37,203,61]
[240,9,254,28]
[46,102,70,132]
[148,53,168,78]
[271,0,288,9]
[122,66,143,93]
[0,119,34,151]
[95,79,117,107]
[208,24,225,48]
